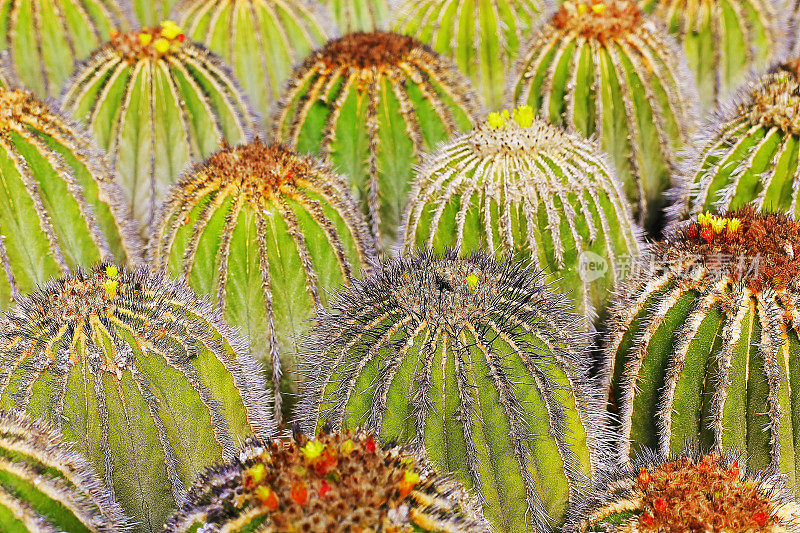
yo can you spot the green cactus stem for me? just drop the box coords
[165,428,490,532]
[508,0,698,234]
[131,0,178,26]
[324,0,387,32]
[400,105,642,328]
[270,31,482,245]
[0,88,142,308]
[297,249,606,533]
[0,264,275,531]
[148,140,377,422]
[59,20,258,235]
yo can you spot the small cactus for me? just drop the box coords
[508,0,698,233]
[391,0,545,109]
[0,409,131,532]
[297,249,606,532]
[148,140,377,421]
[270,31,483,245]
[165,429,489,532]
[400,106,643,327]
[0,88,142,307]
[59,21,258,235]
[324,0,387,32]
[0,264,274,531]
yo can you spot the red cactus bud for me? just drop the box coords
[640,512,654,527]
[654,497,667,513]
[700,226,714,243]
[727,461,740,478]
[290,481,308,505]
[365,435,376,453]
[318,480,331,497]
[637,467,650,487]
[753,510,767,527]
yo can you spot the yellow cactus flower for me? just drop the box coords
[466,274,479,292]
[727,218,742,234]
[301,440,325,461]
[160,20,183,40]
[102,280,118,300]
[591,3,606,14]
[577,3,588,14]
[105,265,118,278]
[710,216,727,234]
[339,439,355,455]
[153,38,171,54]
[138,33,153,46]
[512,105,535,128]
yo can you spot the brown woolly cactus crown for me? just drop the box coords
[743,59,800,136]
[316,31,417,69]
[552,0,643,39]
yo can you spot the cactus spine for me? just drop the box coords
[508,0,698,233]
[297,249,605,532]
[271,31,482,245]
[324,0,387,32]
[0,88,142,307]
[0,264,274,531]
[148,141,377,421]
[400,106,642,327]
[59,21,258,235]
[165,429,490,532]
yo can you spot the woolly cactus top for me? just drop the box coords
[316,31,417,69]
[743,59,800,136]
[109,20,187,61]
[552,0,643,40]
[0,89,52,130]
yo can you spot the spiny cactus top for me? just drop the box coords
[297,249,605,533]
[508,0,697,233]
[60,20,258,234]
[0,264,274,532]
[271,31,482,245]
[400,106,642,327]
[640,0,785,111]
[0,88,142,307]
[391,0,545,109]
[165,429,489,532]
[0,409,131,532]
[149,140,376,421]
[324,0,387,32]
[568,446,800,532]
[0,0,134,98]
[172,0,331,126]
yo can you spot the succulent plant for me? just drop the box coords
[270,31,482,245]
[132,0,178,26]
[297,249,606,532]
[400,106,642,327]
[0,409,131,532]
[0,0,134,98]
[0,88,142,308]
[0,263,274,531]
[567,445,800,532]
[165,428,490,532]
[603,208,800,488]
[59,21,258,235]
[172,0,331,128]
[148,140,377,421]
[507,0,698,234]
[640,0,785,111]
[391,0,544,109]
[324,0,387,32]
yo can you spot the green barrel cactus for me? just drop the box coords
[324,0,387,32]
[131,0,178,26]
[0,88,142,308]
[270,31,482,245]
[148,140,377,421]
[567,445,800,532]
[0,263,275,531]
[0,0,134,98]
[59,21,258,235]
[508,0,698,233]
[640,0,785,111]
[0,409,131,532]
[400,106,642,327]
[391,0,545,110]
[165,428,490,532]
[172,0,331,128]
[297,249,606,532]
[603,208,800,489]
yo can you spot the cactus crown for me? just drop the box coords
[744,60,800,136]
[317,32,416,69]
[0,90,49,130]
[552,0,642,39]
[111,20,187,61]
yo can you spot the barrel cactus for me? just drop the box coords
[0,263,274,531]
[508,0,698,233]
[270,31,482,245]
[165,428,489,532]
[148,140,377,420]
[0,88,142,308]
[297,249,605,532]
[324,0,387,32]
[400,106,642,327]
[391,0,545,109]
[59,21,258,234]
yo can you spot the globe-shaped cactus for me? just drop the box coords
[0,409,131,532]
[165,429,489,532]
[508,0,698,233]
[400,106,642,327]
[391,0,545,109]
[0,264,274,531]
[604,208,800,489]
[270,31,482,245]
[324,0,387,32]
[0,0,134,98]
[59,21,258,234]
[172,0,331,127]
[148,141,377,420]
[0,88,142,307]
[297,249,606,532]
